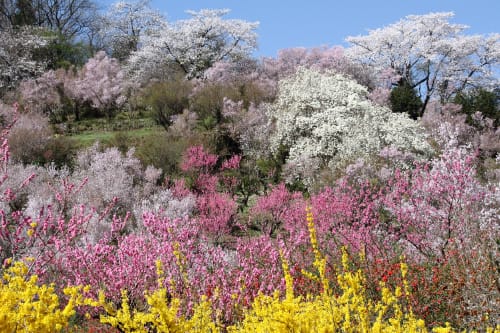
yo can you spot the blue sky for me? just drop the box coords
[103,0,500,57]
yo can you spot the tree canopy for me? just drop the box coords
[126,9,259,81]
[346,12,500,115]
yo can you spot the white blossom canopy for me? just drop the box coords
[346,12,500,111]
[127,9,259,81]
[268,68,432,185]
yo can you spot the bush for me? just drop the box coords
[142,78,192,130]
[135,132,194,178]
[42,135,76,168]
[0,260,89,333]
[7,113,75,167]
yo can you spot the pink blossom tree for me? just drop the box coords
[66,51,128,119]
[20,51,129,121]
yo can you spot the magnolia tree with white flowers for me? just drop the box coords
[268,68,432,186]
[345,12,500,114]
[127,9,259,81]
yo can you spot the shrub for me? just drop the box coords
[136,132,193,178]
[0,260,89,333]
[7,113,51,163]
[142,78,192,130]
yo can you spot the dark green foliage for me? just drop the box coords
[454,88,499,128]
[390,82,423,120]
[40,36,90,69]
[19,34,90,75]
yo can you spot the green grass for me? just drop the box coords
[69,127,164,148]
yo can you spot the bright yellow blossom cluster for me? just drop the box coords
[0,259,91,333]
[228,208,423,333]
[97,260,219,333]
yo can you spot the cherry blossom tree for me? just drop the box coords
[20,51,128,120]
[64,51,128,118]
[99,0,166,61]
[19,69,64,115]
[261,46,375,88]
[127,9,259,81]
[346,12,500,114]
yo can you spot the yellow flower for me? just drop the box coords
[0,260,88,333]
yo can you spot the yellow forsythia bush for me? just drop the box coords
[228,251,428,333]
[226,208,500,333]
[98,290,217,333]
[0,259,90,333]
[97,260,219,333]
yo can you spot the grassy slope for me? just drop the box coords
[70,127,163,148]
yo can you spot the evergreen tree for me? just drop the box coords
[454,88,499,127]
[390,81,423,120]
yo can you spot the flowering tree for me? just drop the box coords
[346,12,500,114]
[268,68,432,187]
[0,26,47,94]
[127,9,259,81]
[20,51,128,120]
[99,0,166,60]
[261,46,374,89]
[19,69,64,116]
[66,51,128,118]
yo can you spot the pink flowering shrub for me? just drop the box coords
[249,183,304,236]
[181,145,218,174]
[179,145,241,242]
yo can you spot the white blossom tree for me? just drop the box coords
[99,0,166,61]
[345,12,500,113]
[0,26,47,93]
[268,68,432,186]
[127,9,259,81]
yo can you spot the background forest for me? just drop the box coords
[0,0,499,331]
